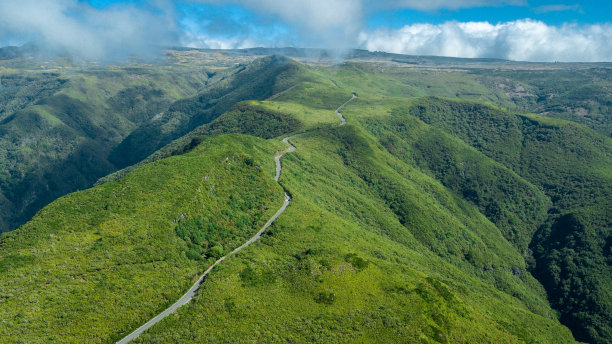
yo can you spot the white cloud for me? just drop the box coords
[181,31,271,50]
[195,0,363,49]
[359,20,612,62]
[534,4,583,14]
[0,0,178,60]
[0,1,610,62]
[374,0,526,11]
[192,0,526,49]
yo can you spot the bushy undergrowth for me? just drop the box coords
[402,96,611,344]
[135,124,574,343]
[0,134,283,343]
[1,58,608,343]
[133,77,577,343]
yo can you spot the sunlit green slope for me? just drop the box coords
[0,66,211,232]
[2,59,609,344]
[0,134,285,343]
[0,55,304,233]
[130,73,577,343]
[398,97,611,344]
[290,65,611,343]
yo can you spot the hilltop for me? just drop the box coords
[0,49,610,343]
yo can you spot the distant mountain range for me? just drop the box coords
[0,43,39,60]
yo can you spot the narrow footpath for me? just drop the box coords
[116,93,356,343]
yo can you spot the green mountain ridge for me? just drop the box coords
[0,55,303,233]
[108,55,305,168]
[0,53,610,343]
[382,96,611,343]
[0,66,210,233]
[0,134,285,343]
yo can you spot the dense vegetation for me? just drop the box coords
[363,113,551,252]
[532,213,611,343]
[398,97,611,343]
[108,55,306,168]
[97,101,303,184]
[472,68,612,137]
[0,55,303,233]
[0,134,284,342]
[0,51,609,343]
[0,66,211,232]
[133,91,573,343]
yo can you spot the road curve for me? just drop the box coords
[274,134,302,182]
[335,93,357,125]
[116,94,356,343]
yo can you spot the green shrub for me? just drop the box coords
[314,292,336,305]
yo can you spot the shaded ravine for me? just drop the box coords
[116,94,356,343]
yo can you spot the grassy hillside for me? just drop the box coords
[1,55,609,343]
[399,96,611,343]
[361,109,551,252]
[0,66,212,232]
[108,55,306,168]
[162,65,608,343]
[0,55,304,233]
[132,88,574,343]
[0,134,284,343]
[96,101,304,185]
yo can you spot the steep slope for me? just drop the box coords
[296,61,610,342]
[97,101,304,185]
[0,56,306,233]
[0,134,285,343]
[1,57,607,344]
[361,111,551,253]
[108,55,306,168]
[131,91,574,343]
[0,67,211,232]
[257,64,611,343]
[401,97,611,343]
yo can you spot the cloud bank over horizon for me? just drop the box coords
[0,0,610,62]
[360,20,612,62]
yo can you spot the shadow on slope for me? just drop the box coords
[108,55,307,168]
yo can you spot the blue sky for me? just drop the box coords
[85,0,611,25]
[0,0,611,61]
[367,1,611,28]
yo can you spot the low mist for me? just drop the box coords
[0,0,178,62]
[0,0,610,62]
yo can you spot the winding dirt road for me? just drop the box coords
[116,94,355,343]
